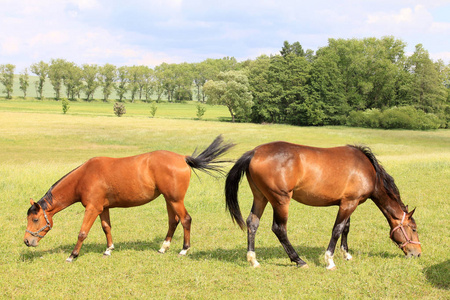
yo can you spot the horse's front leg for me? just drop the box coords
[100,208,114,257]
[325,205,356,270]
[66,206,101,262]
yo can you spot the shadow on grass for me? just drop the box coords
[189,245,324,267]
[19,236,164,262]
[423,260,449,290]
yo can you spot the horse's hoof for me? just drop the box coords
[102,254,111,258]
[65,257,73,263]
[178,248,190,256]
[157,249,166,254]
[299,264,309,269]
[327,266,337,271]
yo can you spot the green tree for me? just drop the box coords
[115,66,129,102]
[280,41,305,57]
[98,63,116,102]
[30,61,49,100]
[309,48,348,125]
[82,64,99,101]
[192,59,220,102]
[48,58,67,100]
[0,64,15,99]
[406,44,447,113]
[19,68,30,98]
[142,66,155,101]
[155,63,177,102]
[173,62,193,102]
[204,70,253,122]
[63,62,83,100]
[246,55,277,123]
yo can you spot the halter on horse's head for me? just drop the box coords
[390,209,421,257]
[24,199,52,247]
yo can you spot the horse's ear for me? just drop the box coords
[406,205,409,211]
[30,198,35,206]
[407,208,416,218]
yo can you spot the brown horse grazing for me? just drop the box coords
[225,142,421,270]
[24,135,234,262]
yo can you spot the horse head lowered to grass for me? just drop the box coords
[25,135,234,262]
[225,142,421,270]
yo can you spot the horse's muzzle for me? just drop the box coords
[24,238,38,247]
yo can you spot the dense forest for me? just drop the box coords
[1,36,449,129]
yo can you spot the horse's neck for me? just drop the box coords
[372,194,404,228]
[46,179,79,216]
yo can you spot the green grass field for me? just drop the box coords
[0,99,449,299]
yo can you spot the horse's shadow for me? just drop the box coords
[19,236,164,262]
[20,238,405,269]
[189,245,325,267]
[423,260,450,290]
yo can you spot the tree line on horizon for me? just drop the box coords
[0,36,449,129]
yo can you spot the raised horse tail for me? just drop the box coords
[350,145,401,203]
[185,135,235,177]
[224,150,255,229]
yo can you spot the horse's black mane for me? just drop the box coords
[348,145,407,213]
[27,165,81,215]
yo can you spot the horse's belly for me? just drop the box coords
[292,190,340,207]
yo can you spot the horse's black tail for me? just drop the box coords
[225,149,255,230]
[185,135,235,177]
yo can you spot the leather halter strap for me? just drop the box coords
[390,212,420,249]
[26,205,52,238]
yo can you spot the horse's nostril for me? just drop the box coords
[417,253,421,258]
[24,239,29,246]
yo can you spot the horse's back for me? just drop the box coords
[248,142,376,206]
[74,150,190,207]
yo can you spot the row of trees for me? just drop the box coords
[0,57,238,103]
[1,36,449,128]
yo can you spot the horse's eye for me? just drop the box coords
[412,228,417,232]
[33,218,39,223]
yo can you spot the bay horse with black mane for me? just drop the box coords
[24,135,234,262]
[225,142,421,270]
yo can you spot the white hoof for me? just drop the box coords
[103,244,115,256]
[247,251,260,268]
[178,248,190,256]
[325,251,336,270]
[66,257,73,263]
[340,246,353,260]
[158,241,171,254]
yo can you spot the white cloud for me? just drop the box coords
[366,5,434,32]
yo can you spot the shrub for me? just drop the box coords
[380,106,440,130]
[113,102,126,117]
[346,108,381,128]
[61,99,70,114]
[196,103,206,119]
[150,102,157,117]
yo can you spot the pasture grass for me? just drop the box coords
[0,100,449,299]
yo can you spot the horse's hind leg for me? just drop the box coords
[340,217,352,261]
[165,197,191,256]
[246,194,268,267]
[100,208,115,257]
[271,201,308,268]
[158,202,180,254]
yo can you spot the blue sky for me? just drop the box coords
[1,0,450,72]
